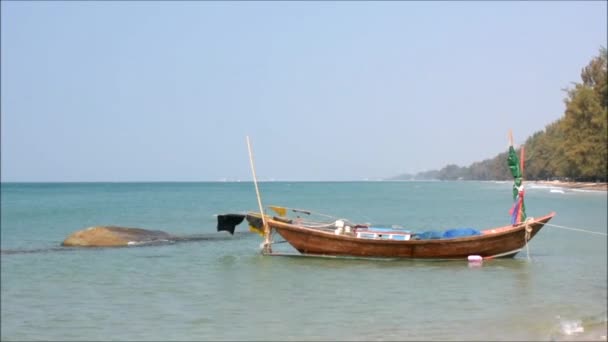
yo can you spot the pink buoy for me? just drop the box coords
[467,255,483,262]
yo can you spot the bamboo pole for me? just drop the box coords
[520,146,525,179]
[519,145,526,223]
[246,136,271,253]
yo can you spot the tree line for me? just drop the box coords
[392,47,607,183]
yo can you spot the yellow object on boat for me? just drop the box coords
[269,206,287,217]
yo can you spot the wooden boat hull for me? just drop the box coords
[269,213,555,259]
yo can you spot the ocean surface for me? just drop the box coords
[1,181,606,341]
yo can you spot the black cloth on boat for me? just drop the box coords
[246,214,264,230]
[217,214,246,235]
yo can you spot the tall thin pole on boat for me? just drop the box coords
[246,136,271,253]
[519,142,526,224]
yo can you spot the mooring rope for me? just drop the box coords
[523,220,605,260]
[544,223,607,236]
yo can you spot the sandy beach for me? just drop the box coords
[532,180,608,191]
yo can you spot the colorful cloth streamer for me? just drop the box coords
[509,190,525,225]
[507,144,527,224]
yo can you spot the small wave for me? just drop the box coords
[550,189,566,194]
[528,184,565,190]
[127,239,173,246]
[551,313,608,341]
[571,188,606,193]
[560,319,585,335]
[528,184,553,189]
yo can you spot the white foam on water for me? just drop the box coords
[571,188,605,193]
[528,184,568,193]
[559,319,585,335]
[127,239,171,246]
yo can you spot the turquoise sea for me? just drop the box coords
[1,181,606,341]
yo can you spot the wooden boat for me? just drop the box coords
[268,212,554,259]
[216,133,555,260]
[218,210,555,260]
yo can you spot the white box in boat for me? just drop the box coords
[356,232,411,241]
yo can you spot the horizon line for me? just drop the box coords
[0,179,447,184]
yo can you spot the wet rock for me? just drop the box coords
[62,226,173,247]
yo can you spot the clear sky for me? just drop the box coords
[1,1,606,182]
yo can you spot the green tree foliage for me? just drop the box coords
[557,47,608,181]
[391,47,607,182]
[524,121,568,180]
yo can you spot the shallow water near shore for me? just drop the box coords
[1,181,606,341]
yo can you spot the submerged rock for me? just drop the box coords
[62,226,173,247]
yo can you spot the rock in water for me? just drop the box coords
[62,226,173,247]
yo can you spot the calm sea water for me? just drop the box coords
[1,181,606,341]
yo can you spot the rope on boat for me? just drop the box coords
[290,207,335,219]
[269,205,342,221]
[295,221,337,229]
[524,219,533,260]
[544,223,607,236]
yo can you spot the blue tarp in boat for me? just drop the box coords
[414,228,481,240]
[415,230,444,240]
[442,228,481,238]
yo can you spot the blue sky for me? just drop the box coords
[1,1,606,182]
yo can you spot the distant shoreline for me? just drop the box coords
[531,180,608,191]
[1,179,607,190]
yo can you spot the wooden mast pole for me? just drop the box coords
[519,144,525,223]
[246,136,271,254]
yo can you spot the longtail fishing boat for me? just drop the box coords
[216,134,555,260]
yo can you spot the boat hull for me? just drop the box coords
[269,213,555,259]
